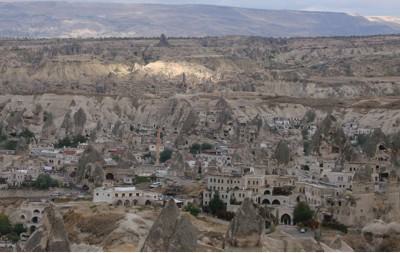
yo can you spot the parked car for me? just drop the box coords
[150,182,162,188]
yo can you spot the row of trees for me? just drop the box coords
[22,174,59,190]
[190,143,214,155]
[55,134,88,148]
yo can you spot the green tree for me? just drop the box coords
[302,110,316,124]
[160,149,173,163]
[201,143,213,151]
[190,143,201,154]
[0,213,11,235]
[33,174,59,190]
[274,141,290,164]
[293,202,314,226]
[209,192,225,216]
[13,223,26,236]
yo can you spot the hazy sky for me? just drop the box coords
[3,0,400,16]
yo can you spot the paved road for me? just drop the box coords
[279,225,315,239]
[0,188,82,199]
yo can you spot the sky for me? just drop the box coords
[2,0,400,16]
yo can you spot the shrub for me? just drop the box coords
[134,176,151,184]
[200,143,213,150]
[190,143,201,154]
[303,110,316,124]
[322,220,348,233]
[0,214,11,235]
[3,140,18,150]
[160,149,173,163]
[13,223,26,236]
[216,209,235,221]
[184,203,201,217]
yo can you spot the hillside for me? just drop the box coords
[0,2,399,38]
[1,35,400,98]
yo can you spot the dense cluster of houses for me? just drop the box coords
[1,113,399,233]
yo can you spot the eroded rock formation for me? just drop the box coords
[24,204,71,252]
[361,220,400,251]
[224,198,264,248]
[141,200,198,252]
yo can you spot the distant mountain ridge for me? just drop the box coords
[0,1,399,38]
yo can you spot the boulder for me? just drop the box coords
[141,199,198,252]
[224,198,264,248]
[24,204,70,252]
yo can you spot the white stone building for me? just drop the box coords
[93,186,163,206]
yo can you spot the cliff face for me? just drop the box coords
[1,93,400,147]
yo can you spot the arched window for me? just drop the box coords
[272,199,281,205]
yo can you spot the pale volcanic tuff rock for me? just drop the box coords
[224,198,264,248]
[361,220,400,251]
[141,199,199,252]
[24,204,71,252]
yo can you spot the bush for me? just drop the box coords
[160,149,173,163]
[190,143,201,154]
[293,202,314,226]
[13,223,26,236]
[0,214,11,235]
[134,176,151,184]
[3,140,18,150]
[33,174,59,190]
[216,209,235,221]
[322,220,348,233]
[201,143,213,151]
[7,232,19,243]
[18,128,35,140]
[303,110,316,124]
[184,203,201,217]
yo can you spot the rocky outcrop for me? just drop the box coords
[224,198,264,248]
[24,204,71,252]
[77,145,105,188]
[141,200,198,252]
[361,220,400,251]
